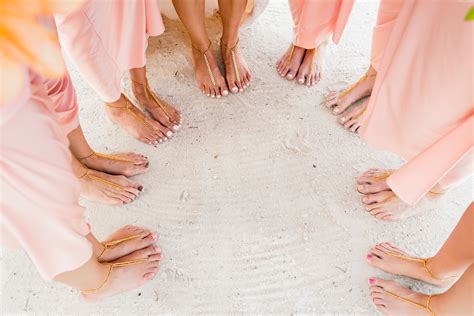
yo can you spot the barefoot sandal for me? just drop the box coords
[77,167,126,191]
[78,152,134,164]
[384,251,458,283]
[308,47,318,77]
[105,96,155,132]
[192,41,217,87]
[381,290,436,316]
[96,233,144,261]
[80,258,149,293]
[130,79,174,120]
[221,38,241,87]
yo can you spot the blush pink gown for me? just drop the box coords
[54,0,165,103]
[0,68,92,280]
[359,0,474,205]
[289,0,354,49]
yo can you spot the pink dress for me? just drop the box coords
[54,0,165,103]
[359,0,474,205]
[0,69,92,280]
[289,0,354,49]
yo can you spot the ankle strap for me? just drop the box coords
[192,40,212,55]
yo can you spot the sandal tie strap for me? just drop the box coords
[192,41,217,86]
[80,258,149,293]
[96,233,143,261]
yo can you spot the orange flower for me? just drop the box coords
[0,0,84,104]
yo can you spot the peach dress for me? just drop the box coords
[0,68,92,280]
[54,0,165,103]
[359,0,474,205]
[289,0,354,49]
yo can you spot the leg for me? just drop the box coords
[367,203,474,287]
[129,65,182,133]
[172,0,228,98]
[218,0,252,93]
[55,2,169,145]
[277,0,353,84]
[368,267,474,316]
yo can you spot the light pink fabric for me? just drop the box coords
[370,0,403,71]
[359,0,474,205]
[289,0,354,49]
[55,0,165,103]
[0,69,92,280]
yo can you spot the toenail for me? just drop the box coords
[334,107,340,113]
[239,88,244,92]
[367,254,373,260]
[154,246,161,252]
[368,278,375,285]
[151,233,157,240]
[287,74,293,79]
[340,117,346,123]
[166,131,173,137]
[207,94,210,97]
[298,78,304,83]
[138,185,144,191]
[246,83,250,87]
[217,95,221,98]
[159,139,163,143]
[211,95,215,98]
[222,90,229,96]
[231,86,238,93]
[164,137,168,141]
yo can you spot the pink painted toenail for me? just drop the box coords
[367,254,373,260]
[154,246,160,252]
[368,278,375,285]
[151,233,157,240]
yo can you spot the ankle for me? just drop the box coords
[191,38,212,53]
[221,34,239,48]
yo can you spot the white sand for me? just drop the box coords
[1,1,472,314]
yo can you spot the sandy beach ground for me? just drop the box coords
[1,1,472,314]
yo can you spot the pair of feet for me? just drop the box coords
[192,39,252,98]
[276,43,327,86]
[322,66,377,133]
[78,152,149,205]
[356,168,444,221]
[106,81,182,145]
[82,225,162,302]
[366,243,456,315]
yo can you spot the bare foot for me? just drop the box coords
[322,67,377,114]
[356,169,402,221]
[81,246,162,302]
[368,278,435,315]
[221,39,252,93]
[79,152,149,177]
[337,98,368,133]
[276,44,305,80]
[79,168,143,205]
[192,42,228,98]
[131,81,182,135]
[367,243,457,288]
[295,42,327,86]
[98,225,159,263]
[105,95,168,145]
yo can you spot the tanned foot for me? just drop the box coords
[356,169,402,221]
[80,152,149,177]
[221,39,252,93]
[367,243,457,288]
[322,67,377,115]
[295,42,327,86]
[276,44,305,80]
[192,42,228,98]
[368,278,435,316]
[97,225,159,263]
[131,81,182,136]
[105,95,168,145]
[81,246,162,302]
[79,169,143,205]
